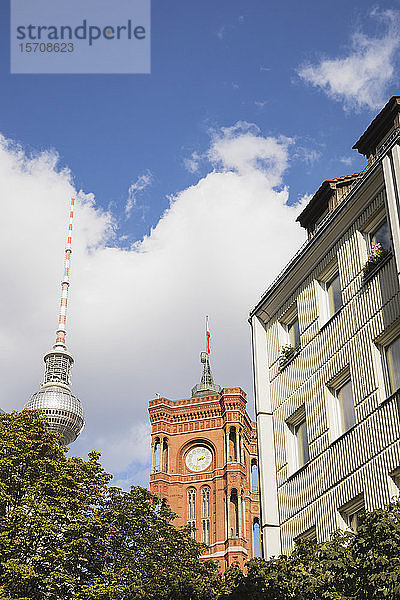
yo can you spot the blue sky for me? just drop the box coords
[1,0,392,240]
[1,0,400,486]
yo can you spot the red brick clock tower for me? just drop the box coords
[148,332,260,572]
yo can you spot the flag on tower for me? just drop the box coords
[206,316,210,354]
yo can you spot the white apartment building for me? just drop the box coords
[250,96,400,557]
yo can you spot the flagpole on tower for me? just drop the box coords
[192,315,220,397]
[206,315,210,355]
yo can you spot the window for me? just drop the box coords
[375,327,400,398]
[251,459,258,493]
[253,518,261,557]
[369,219,391,252]
[229,489,240,537]
[202,519,210,546]
[187,487,196,538]
[229,427,237,462]
[281,306,300,349]
[318,263,343,325]
[334,380,355,435]
[392,470,400,489]
[389,468,400,498]
[327,369,355,440]
[294,419,309,467]
[325,272,343,317]
[385,335,400,393]
[201,486,211,545]
[348,512,360,532]
[362,216,392,281]
[279,305,301,369]
[201,486,210,519]
[288,315,300,349]
[287,406,310,473]
[153,438,161,473]
[339,495,364,532]
[162,438,169,473]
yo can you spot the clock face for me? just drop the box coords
[185,446,212,472]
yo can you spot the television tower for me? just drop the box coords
[24,198,84,445]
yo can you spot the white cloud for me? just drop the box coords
[183,151,201,174]
[125,170,153,219]
[207,122,291,185]
[339,156,353,167]
[298,10,400,111]
[93,421,151,477]
[0,126,307,484]
[217,25,225,40]
[298,192,313,205]
[294,146,322,167]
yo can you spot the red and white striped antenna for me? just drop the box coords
[55,197,75,347]
[25,195,85,446]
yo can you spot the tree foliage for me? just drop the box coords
[0,411,221,600]
[3,410,400,600]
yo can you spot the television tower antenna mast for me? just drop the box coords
[24,198,85,445]
[55,197,74,348]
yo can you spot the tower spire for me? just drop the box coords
[55,197,74,348]
[191,316,221,397]
[24,198,84,445]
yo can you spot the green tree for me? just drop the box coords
[0,411,222,600]
[350,502,400,599]
[77,486,222,600]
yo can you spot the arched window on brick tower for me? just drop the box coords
[251,458,258,492]
[229,427,237,462]
[187,487,196,539]
[201,486,211,545]
[230,489,239,537]
[253,517,261,557]
[162,438,169,473]
[152,437,161,473]
[239,430,244,464]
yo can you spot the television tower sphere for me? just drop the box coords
[24,198,85,445]
[25,345,84,445]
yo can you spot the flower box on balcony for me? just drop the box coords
[279,344,300,371]
[363,243,391,284]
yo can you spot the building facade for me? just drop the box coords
[250,96,400,557]
[149,352,260,571]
